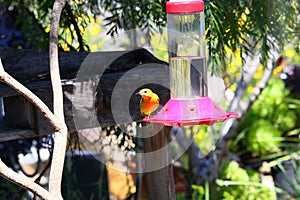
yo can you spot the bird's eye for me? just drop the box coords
[144,90,147,93]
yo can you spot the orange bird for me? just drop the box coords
[136,88,160,117]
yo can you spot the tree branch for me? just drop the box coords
[0,59,59,200]
[64,2,86,51]
[0,159,57,200]
[0,60,61,132]
[219,49,280,143]
[0,56,68,199]
[48,0,67,199]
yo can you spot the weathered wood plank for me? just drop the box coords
[0,47,167,85]
[0,47,170,140]
[0,128,38,142]
[32,65,169,134]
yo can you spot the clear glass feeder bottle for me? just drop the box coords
[167,0,207,98]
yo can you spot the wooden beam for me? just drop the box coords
[0,47,170,140]
[0,128,38,142]
[0,47,167,86]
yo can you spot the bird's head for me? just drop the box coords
[136,88,159,102]
[136,88,153,97]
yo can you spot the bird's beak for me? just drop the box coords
[135,91,141,96]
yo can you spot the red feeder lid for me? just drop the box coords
[166,0,204,14]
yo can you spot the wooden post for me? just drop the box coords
[143,125,175,200]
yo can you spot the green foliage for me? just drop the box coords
[0,0,100,50]
[0,0,51,49]
[62,156,108,200]
[246,120,281,155]
[205,0,299,70]
[220,161,252,182]
[275,158,300,198]
[237,79,299,156]
[192,180,210,200]
[0,177,25,199]
[1,0,299,68]
[176,192,185,200]
[214,161,275,200]
[99,0,167,36]
[192,184,205,200]
[97,0,300,69]
[62,156,86,200]
[187,125,217,155]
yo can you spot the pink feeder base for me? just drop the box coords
[143,97,238,127]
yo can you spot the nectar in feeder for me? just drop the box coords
[144,0,238,126]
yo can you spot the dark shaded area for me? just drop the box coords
[281,64,300,98]
[95,48,169,124]
[62,154,109,200]
[0,5,27,48]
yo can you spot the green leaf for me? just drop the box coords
[246,119,282,155]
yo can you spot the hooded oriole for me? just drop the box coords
[136,88,160,117]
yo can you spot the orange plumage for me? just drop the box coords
[137,88,160,117]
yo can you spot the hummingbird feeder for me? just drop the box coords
[144,0,238,126]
